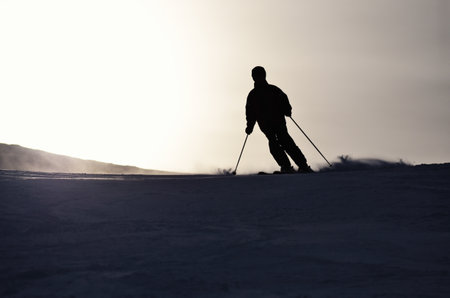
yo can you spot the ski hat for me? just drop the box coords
[252,66,266,81]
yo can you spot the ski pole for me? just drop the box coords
[232,134,248,175]
[289,116,332,167]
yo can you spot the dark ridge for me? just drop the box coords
[0,143,174,175]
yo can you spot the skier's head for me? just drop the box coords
[252,66,266,83]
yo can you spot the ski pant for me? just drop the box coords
[260,124,308,169]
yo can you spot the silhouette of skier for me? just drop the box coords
[245,66,313,173]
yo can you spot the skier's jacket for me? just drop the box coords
[246,80,292,131]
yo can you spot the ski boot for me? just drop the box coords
[298,165,314,174]
[280,165,296,174]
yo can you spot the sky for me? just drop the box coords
[1,0,449,174]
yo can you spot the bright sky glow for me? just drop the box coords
[1,0,449,173]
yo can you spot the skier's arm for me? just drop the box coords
[245,94,256,135]
[280,90,292,117]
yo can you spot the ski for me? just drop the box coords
[257,171,292,175]
[257,169,315,175]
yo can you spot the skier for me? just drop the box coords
[245,66,313,173]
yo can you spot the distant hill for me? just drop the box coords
[0,143,174,175]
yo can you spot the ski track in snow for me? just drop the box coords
[0,164,450,297]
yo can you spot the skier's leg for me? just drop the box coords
[276,126,308,169]
[261,128,291,168]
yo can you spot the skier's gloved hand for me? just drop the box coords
[245,126,253,135]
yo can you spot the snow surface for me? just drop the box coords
[1,163,450,297]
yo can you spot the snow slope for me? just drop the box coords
[1,164,449,297]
